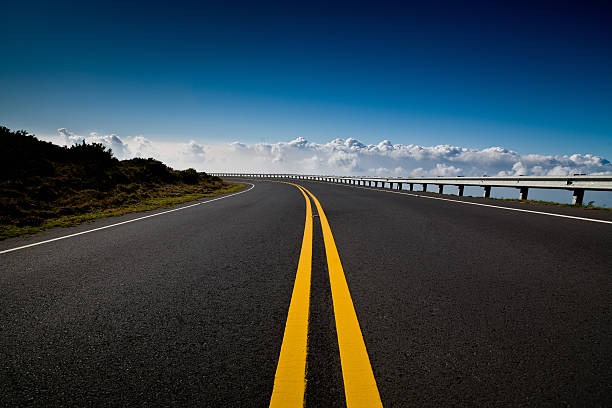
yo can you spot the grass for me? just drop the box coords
[0,182,246,240]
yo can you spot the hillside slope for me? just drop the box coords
[0,126,242,239]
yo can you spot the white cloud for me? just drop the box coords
[58,128,130,158]
[45,129,612,176]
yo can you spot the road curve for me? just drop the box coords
[1,179,611,406]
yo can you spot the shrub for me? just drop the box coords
[69,140,116,167]
[180,168,199,184]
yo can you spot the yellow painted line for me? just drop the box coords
[269,184,313,407]
[301,186,383,408]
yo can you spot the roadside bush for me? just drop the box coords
[69,141,116,167]
[180,168,199,184]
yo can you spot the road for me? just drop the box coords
[2,179,612,407]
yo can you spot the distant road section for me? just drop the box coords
[1,179,611,406]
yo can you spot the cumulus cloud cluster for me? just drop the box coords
[214,136,612,177]
[50,129,612,177]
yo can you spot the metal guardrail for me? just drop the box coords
[210,173,612,205]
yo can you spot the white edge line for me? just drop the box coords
[0,183,255,255]
[248,178,612,225]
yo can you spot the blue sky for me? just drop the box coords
[2,1,611,159]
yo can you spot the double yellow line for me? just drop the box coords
[269,183,382,408]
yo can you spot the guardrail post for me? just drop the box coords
[519,187,529,200]
[457,185,464,196]
[572,189,584,205]
[483,186,491,198]
[438,185,444,194]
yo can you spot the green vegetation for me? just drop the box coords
[0,126,244,240]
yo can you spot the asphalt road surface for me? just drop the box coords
[2,179,612,407]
